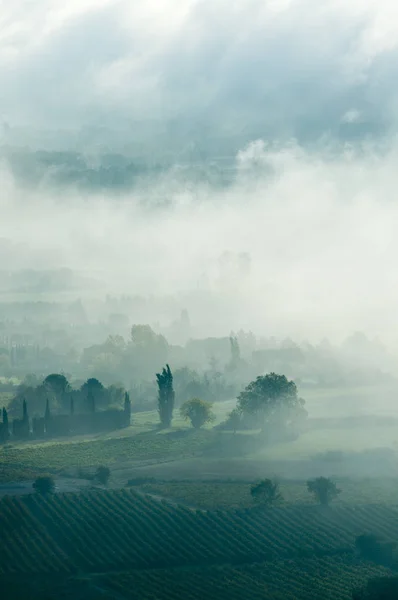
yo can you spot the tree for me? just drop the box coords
[226,336,241,372]
[33,476,55,495]
[307,476,341,505]
[156,364,175,428]
[22,398,28,422]
[44,373,70,395]
[130,325,169,379]
[2,407,8,429]
[251,479,283,506]
[353,576,398,599]
[180,398,215,429]
[45,397,51,422]
[237,372,306,432]
[95,466,110,486]
[0,407,10,442]
[124,391,131,425]
[355,534,396,566]
[228,408,242,433]
[81,378,106,410]
[43,373,71,411]
[87,389,96,413]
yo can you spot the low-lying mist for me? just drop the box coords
[2,138,398,345]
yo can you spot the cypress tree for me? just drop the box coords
[45,398,51,422]
[156,364,175,428]
[22,398,28,422]
[124,392,131,425]
[2,407,8,429]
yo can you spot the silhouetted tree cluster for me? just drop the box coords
[1,375,132,442]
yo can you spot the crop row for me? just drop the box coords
[2,490,398,575]
[3,555,393,599]
[97,556,394,600]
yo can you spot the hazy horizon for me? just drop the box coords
[2,0,398,344]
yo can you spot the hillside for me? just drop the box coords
[3,557,394,600]
[2,486,398,598]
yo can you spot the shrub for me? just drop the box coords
[33,476,55,495]
[250,479,283,506]
[355,533,396,566]
[180,398,215,429]
[95,466,111,486]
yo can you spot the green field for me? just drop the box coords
[137,478,398,510]
[0,429,222,482]
[259,424,398,461]
[2,489,398,599]
[4,557,394,599]
[2,489,398,573]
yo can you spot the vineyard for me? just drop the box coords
[2,555,395,599]
[2,489,398,576]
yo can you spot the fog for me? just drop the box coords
[2,0,398,345]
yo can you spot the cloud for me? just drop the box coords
[2,1,398,345]
[1,0,398,136]
[2,136,398,344]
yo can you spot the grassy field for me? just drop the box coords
[138,478,398,510]
[1,414,398,484]
[257,424,398,461]
[2,383,398,487]
[0,428,242,483]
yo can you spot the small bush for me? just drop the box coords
[33,476,55,495]
[180,398,215,429]
[250,479,283,506]
[355,533,396,566]
[95,466,111,486]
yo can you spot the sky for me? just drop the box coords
[1,0,398,343]
[2,0,398,129]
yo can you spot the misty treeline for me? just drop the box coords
[0,313,395,410]
[0,147,233,193]
[3,365,307,445]
[6,373,126,420]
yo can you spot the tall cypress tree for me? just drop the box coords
[45,398,51,422]
[124,391,131,426]
[156,364,175,428]
[22,398,28,422]
[2,407,8,429]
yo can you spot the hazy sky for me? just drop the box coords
[2,0,398,129]
[1,0,398,343]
